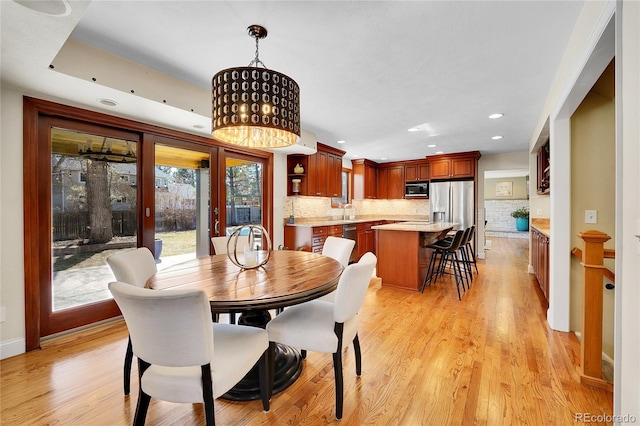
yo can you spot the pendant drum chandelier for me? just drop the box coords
[212,25,300,148]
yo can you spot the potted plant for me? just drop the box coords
[511,207,530,231]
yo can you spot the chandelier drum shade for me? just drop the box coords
[212,25,300,148]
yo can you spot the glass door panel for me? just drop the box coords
[51,128,138,312]
[224,155,266,249]
[154,144,211,269]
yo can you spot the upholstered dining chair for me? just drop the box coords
[210,235,251,324]
[108,281,271,426]
[106,247,157,396]
[316,236,355,303]
[210,235,250,255]
[266,252,377,420]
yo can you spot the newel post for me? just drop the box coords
[578,230,612,391]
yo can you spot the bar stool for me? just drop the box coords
[464,225,479,275]
[456,227,474,285]
[421,230,467,300]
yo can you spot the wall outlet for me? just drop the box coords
[585,210,598,224]
[0,306,6,323]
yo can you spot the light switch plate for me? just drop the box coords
[585,210,598,224]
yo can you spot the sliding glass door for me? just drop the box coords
[154,143,213,269]
[41,119,140,336]
[24,97,273,349]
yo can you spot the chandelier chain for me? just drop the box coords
[248,36,266,68]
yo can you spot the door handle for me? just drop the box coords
[214,219,220,235]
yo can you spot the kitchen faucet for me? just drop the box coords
[343,204,355,220]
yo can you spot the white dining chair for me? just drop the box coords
[316,236,355,303]
[108,281,272,426]
[211,235,250,255]
[210,235,251,325]
[106,247,157,396]
[266,252,377,420]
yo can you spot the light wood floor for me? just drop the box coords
[1,238,613,425]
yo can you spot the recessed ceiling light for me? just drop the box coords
[193,124,205,129]
[352,154,360,158]
[337,140,346,144]
[97,98,118,107]
[435,151,444,154]
[380,157,387,160]
[489,113,504,119]
[427,144,436,148]
[492,135,503,140]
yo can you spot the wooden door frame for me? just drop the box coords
[218,149,274,239]
[23,97,274,351]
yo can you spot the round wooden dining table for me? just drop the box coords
[146,249,344,401]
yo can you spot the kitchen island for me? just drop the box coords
[372,222,457,291]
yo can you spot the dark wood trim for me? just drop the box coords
[316,142,346,157]
[23,98,40,351]
[22,96,275,349]
[140,133,156,252]
[220,148,274,239]
[350,158,379,167]
[426,150,482,162]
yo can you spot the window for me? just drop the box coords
[331,169,351,206]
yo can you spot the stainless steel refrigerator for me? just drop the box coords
[429,180,474,230]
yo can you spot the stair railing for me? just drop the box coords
[572,230,615,392]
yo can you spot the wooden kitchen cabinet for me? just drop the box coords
[427,151,481,180]
[352,159,378,199]
[356,222,376,259]
[287,143,345,197]
[377,164,405,199]
[355,220,383,259]
[284,224,341,253]
[404,161,429,181]
[327,152,343,198]
[531,227,549,302]
[307,149,328,196]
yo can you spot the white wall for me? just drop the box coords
[529,1,615,334]
[272,153,287,249]
[617,0,640,419]
[0,85,27,358]
[524,0,639,418]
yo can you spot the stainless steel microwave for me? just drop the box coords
[405,182,429,197]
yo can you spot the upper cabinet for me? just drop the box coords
[404,161,429,181]
[427,151,481,180]
[536,139,550,194]
[378,164,405,199]
[352,159,378,199]
[287,142,345,197]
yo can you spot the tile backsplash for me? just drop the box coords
[284,196,430,220]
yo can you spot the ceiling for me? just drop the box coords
[1,0,584,163]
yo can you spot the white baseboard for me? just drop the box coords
[0,337,25,360]
[528,264,535,274]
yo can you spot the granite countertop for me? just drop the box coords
[285,216,430,227]
[371,221,458,233]
[531,218,550,237]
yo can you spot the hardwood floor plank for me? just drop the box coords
[1,238,613,425]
